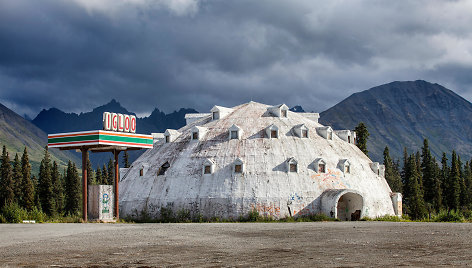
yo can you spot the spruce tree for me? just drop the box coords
[12,153,22,205]
[0,145,14,208]
[421,139,435,205]
[64,161,81,215]
[102,164,108,185]
[20,148,34,210]
[51,161,64,215]
[405,155,427,220]
[87,156,94,185]
[38,147,55,215]
[445,151,461,211]
[463,161,472,209]
[383,146,402,192]
[354,122,369,156]
[123,151,130,168]
[107,159,115,185]
[431,160,443,212]
[95,167,102,185]
[441,153,449,194]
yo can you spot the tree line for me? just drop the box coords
[0,146,130,217]
[383,139,472,220]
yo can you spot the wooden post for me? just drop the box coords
[81,148,88,222]
[114,150,120,221]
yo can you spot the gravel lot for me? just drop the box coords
[1,221,472,267]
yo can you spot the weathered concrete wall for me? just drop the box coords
[88,185,114,221]
[120,102,397,220]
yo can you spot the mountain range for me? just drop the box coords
[2,80,471,171]
[0,103,79,173]
[319,80,472,162]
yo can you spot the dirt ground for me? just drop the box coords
[1,221,472,267]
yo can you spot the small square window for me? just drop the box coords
[204,165,211,174]
[302,130,308,138]
[230,131,238,139]
[290,163,297,172]
[140,169,144,176]
[281,110,287,117]
[271,130,278,138]
[345,165,350,173]
[327,132,332,140]
[165,136,170,143]
[212,112,219,120]
[192,132,198,140]
[234,164,242,173]
[319,164,326,173]
[348,136,351,143]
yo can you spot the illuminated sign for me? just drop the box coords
[103,112,136,133]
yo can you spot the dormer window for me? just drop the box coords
[316,127,333,140]
[190,126,207,141]
[314,158,326,173]
[228,124,243,140]
[157,161,170,176]
[140,168,144,176]
[370,162,385,177]
[139,164,148,176]
[265,124,279,139]
[286,157,298,173]
[164,129,181,143]
[202,158,215,175]
[293,124,309,138]
[267,104,289,118]
[338,159,351,174]
[233,158,244,174]
[281,109,287,118]
[212,111,220,120]
[334,130,354,144]
[210,105,233,120]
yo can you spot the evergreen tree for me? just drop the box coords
[20,148,34,210]
[123,151,130,168]
[64,161,81,215]
[354,122,369,156]
[463,161,472,209]
[431,159,443,212]
[445,151,461,211]
[95,167,103,185]
[38,147,55,215]
[415,151,423,192]
[87,156,94,185]
[0,145,14,208]
[12,153,22,205]
[51,161,64,215]
[107,158,115,185]
[441,153,449,193]
[102,164,108,185]
[404,155,427,220]
[383,146,402,192]
[421,139,436,205]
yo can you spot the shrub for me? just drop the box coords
[1,203,28,223]
[433,210,464,222]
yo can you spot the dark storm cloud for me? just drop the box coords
[1,0,472,117]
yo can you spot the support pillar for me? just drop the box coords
[114,150,120,220]
[81,148,88,222]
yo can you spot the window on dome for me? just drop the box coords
[281,109,287,118]
[327,132,332,140]
[212,111,220,120]
[204,165,211,174]
[158,162,170,176]
[234,164,242,173]
[139,168,144,176]
[345,165,350,174]
[290,163,297,172]
[165,136,170,143]
[271,130,278,138]
[302,130,308,138]
[192,132,198,140]
[319,163,326,173]
[230,130,238,140]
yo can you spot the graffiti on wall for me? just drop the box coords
[101,193,110,214]
[311,169,351,189]
[250,202,281,217]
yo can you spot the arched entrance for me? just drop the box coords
[336,192,363,221]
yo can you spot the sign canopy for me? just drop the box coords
[48,130,153,151]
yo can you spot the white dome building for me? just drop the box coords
[119,102,402,221]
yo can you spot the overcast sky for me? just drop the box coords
[1,0,472,117]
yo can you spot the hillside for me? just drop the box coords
[0,103,79,173]
[319,80,472,162]
[32,100,197,167]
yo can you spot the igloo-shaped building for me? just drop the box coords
[119,101,402,220]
